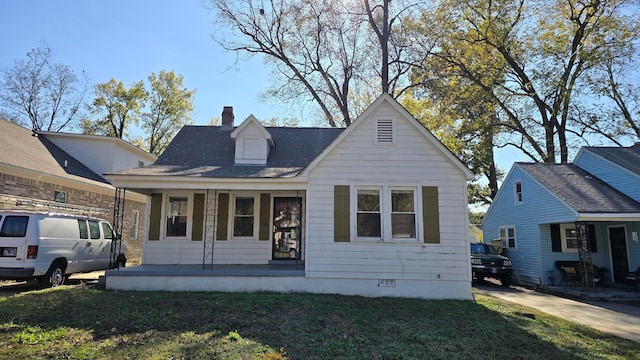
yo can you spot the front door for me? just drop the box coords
[272,197,302,260]
[609,226,629,284]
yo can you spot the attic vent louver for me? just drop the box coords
[376,119,394,144]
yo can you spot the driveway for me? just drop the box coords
[474,281,640,343]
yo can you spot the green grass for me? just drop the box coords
[0,285,638,359]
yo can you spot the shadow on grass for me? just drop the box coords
[1,287,638,359]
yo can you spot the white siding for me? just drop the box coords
[45,136,154,179]
[305,101,471,298]
[130,97,473,299]
[143,240,271,265]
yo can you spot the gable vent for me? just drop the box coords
[376,119,394,144]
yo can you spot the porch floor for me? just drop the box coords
[105,262,305,278]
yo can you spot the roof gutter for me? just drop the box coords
[577,213,640,222]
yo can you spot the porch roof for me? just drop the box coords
[518,163,640,219]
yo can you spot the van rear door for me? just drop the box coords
[0,215,30,273]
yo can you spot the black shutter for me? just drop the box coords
[334,185,350,242]
[588,224,597,253]
[550,223,561,252]
[191,194,204,241]
[259,193,271,241]
[149,193,162,241]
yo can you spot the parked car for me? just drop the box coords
[470,242,513,287]
[0,211,125,287]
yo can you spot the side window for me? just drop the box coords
[88,220,101,239]
[78,220,88,239]
[499,226,517,249]
[233,197,255,237]
[356,188,382,238]
[129,209,139,239]
[514,181,523,205]
[0,216,29,237]
[390,189,416,239]
[166,196,188,237]
[102,222,113,239]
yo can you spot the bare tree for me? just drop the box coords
[0,42,88,132]
[206,0,423,127]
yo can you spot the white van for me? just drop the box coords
[0,211,126,287]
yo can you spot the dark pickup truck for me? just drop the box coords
[471,242,513,287]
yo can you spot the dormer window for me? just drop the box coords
[230,115,274,165]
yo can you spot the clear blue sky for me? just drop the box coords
[0,0,538,170]
[0,0,313,127]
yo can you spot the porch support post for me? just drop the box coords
[575,221,594,288]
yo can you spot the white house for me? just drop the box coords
[104,94,475,299]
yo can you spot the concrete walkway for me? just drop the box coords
[474,283,640,343]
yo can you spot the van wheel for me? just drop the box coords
[41,262,66,287]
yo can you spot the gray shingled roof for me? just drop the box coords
[0,120,108,184]
[109,126,345,178]
[518,162,640,214]
[584,146,640,176]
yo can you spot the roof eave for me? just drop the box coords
[577,213,640,222]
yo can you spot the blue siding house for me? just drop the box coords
[483,146,640,287]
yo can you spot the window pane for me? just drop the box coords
[234,217,254,237]
[357,190,380,211]
[234,197,254,237]
[88,221,100,239]
[129,210,139,238]
[166,196,188,237]
[78,220,88,239]
[391,190,414,212]
[565,228,578,248]
[392,214,415,238]
[357,213,381,237]
[0,216,29,237]
[102,223,113,239]
[235,198,254,216]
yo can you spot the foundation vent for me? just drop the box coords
[377,279,396,287]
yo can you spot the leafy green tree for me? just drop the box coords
[85,78,146,138]
[0,42,88,131]
[413,0,640,163]
[142,70,196,155]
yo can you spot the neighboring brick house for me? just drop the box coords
[0,120,156,262]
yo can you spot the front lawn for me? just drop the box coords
[0,285,638,359]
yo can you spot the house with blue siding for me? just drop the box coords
[483,145,640,288]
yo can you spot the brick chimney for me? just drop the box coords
[221,106,234,129]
